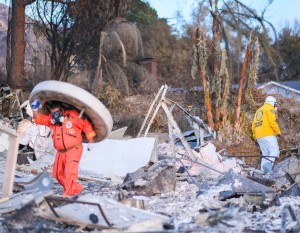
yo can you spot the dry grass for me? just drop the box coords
[98,83,123,108]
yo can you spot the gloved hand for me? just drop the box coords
[31,100,41,111]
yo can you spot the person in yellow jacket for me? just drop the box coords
[252,96,281,173]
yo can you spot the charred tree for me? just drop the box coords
[31,0,132,91]
[235,35,254,128]
[8,0,36,89]
[192,27,215,130]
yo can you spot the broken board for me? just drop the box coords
[0,123,19,199]
[107,127,127,140]
[52,193,170,229]
[29,80,113,142]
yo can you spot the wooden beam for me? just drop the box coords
[160,101,197,161]
[0,124,19,136]
[1,127,19,198]
[143,86,168,137]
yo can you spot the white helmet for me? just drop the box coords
[265,96,277,106]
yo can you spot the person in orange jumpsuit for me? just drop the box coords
[31,100,96,196]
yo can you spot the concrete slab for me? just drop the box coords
[216,170,275,194]
[0,172,53,213]
[280,183,300,198]
[122,160,176,195]
[54,193,170,229]
[79,138,157,177]
[107,127,127,140]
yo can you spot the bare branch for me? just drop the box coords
[24,0,36,6]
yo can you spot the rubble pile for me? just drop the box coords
[0,86,300,232]
[1,138,300,232]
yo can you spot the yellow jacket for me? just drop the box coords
[252,103,281,139]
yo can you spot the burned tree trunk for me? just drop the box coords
[9,0,26,89]
[7,0,36,88]
[220,49,230,126]
[211,0,221,131]
[192,27,215,130]
[235,36,254,128]
[202,67,215,130]
[92,31,107,96]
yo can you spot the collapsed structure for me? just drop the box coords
[0,84,299,232]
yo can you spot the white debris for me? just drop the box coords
[15,123,300,232]
[173,142,242,178]
[194,142,243,174]
[54,193,170,229]
[0,132,9,152]
[20,100,33,118]
[17,119,56,159]
[79,138,157,177]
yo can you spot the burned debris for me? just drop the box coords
[0,85,299,233]
[121,159,176,195]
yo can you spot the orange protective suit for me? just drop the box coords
[34,109,96,196]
